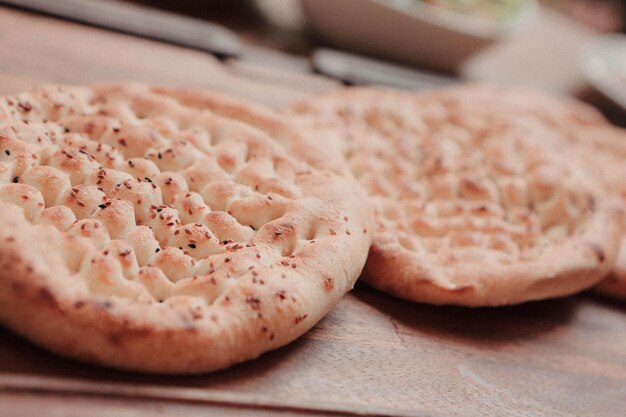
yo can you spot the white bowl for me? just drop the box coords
[301,0,537,73]
[581,34,626,112]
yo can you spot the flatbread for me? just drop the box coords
[438,86,626,299]
[151,86,350,177]
[284,86,622,306]
[583,128,626,299]
[579,128,626,299]
[0,83,372,373]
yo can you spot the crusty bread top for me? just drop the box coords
[150,87,350,176]
[284,86,622,306]
[0,83,372,373]
[445,86,626,299]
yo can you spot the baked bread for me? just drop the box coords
[0,83,372,373]
[151,86,350,176]
[284,86,622,306]
[437,85,626,299]
[582,129,626,299]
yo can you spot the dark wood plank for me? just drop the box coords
[0,391,320,417]
[2,286,626,416]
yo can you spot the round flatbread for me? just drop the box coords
[577,128,626,299]
[284,86,622,306]
[583,131,626,299]
[0,83,372,373]
[439,85,626,299]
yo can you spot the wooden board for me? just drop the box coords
[3,287,626,417]
[0,7,625,417]
[0,8,338,107]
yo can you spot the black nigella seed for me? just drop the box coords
[155,248,161,253]
[4,150,10,156]
[98,204,107,209]
[12,176,19,183]
[188,243,196,249]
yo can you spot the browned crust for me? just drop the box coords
[284,86,624,306]
[0,83,372,373]
[578,132,626,299]
[152,87,349,177]
[596,225,626,300]
[363,201,621,306]
[0,173,371,372]
[432,86,626,300]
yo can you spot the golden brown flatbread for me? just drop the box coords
[0,83,372,373]
[284,86,622,306]
[437,86,626,300]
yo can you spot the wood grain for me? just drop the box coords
[0,391,317,417]
[0,7,336,107]
[1,287,626,416]
[0,6,625,417]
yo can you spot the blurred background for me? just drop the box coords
[1,0,625,123]
[129,0,626,70]
[135,0,626,124]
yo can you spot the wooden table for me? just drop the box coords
[1,7,625,417]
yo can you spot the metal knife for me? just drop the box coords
[312,48,458,90]
[0,0,457,90]
[0,0,242,58]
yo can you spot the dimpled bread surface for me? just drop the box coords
[437,85,626,299]
[0,83,372,373]
[284,86,622,306]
